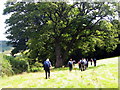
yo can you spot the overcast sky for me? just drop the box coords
[0,0,10,41]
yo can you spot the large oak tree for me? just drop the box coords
[3,2,119,67]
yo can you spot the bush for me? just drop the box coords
[29,62,43,72]
[3,55,28,74]
[1,53,44,76]
[0,54,14,77]
[30,67,43,72]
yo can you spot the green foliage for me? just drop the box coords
[17,52,44,72]
[29,61,43,72]
[0,52,44,77]
[1,59,14,77]
[3,2,120,67]
[3,55,28,74]
[30,67,42,72]
[0,53,14,77]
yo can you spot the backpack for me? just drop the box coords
[44,61,50,67]
[80,60,84,64]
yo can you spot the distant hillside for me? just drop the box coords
[0,40,13,53]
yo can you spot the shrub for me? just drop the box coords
[29,62,43,72]
[0,54,14,77]
[3,55,28,74]
[1,54,44,76]
[30,67,43,72]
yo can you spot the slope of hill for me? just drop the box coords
[0,57,118,88]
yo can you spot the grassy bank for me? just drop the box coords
[0,57,118,88]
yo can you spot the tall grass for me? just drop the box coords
[0,57,118,88]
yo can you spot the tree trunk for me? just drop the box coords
[55,42,63,68]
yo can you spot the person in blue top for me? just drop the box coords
[43,58,52,79]
[68,58,73,72]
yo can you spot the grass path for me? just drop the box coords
[0,57,118,88]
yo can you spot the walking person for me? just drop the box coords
[83,58,87,70]
[86,58,89,67]
[90,58,93,66]
[68,58,73,72]
[93,58,97,66]
[78,58,84,71]
[73,60,76,66]
[78,58,82,70]
[43,58,52,79]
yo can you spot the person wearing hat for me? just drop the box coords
[43,58,52,79]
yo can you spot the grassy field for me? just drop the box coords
[0,57,118,88]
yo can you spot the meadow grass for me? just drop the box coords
[0,57,118,88]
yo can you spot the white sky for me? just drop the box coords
[0,0,10,41]
[0,0,72,41]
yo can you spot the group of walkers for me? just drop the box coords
[43,58,97,79]
[68,58,97,72]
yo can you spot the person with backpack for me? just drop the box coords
[43,58,52,79]
[68,58,73,72]
[79,58,85,71]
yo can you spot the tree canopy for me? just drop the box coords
[3,2,120,67]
